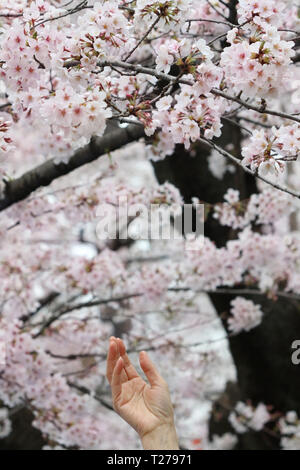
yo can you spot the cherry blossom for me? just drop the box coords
[0,408,11,439]
[229,401,271,433]
[227,297,264,334]
[241,125,300,177]
[221,21,295,99]
[279,411,300,450]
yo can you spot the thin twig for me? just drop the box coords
[200,137,300,199]
[64,59,300,125]
[124,16,161,61]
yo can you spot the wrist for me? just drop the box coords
[140,423,179,450]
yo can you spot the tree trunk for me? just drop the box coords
[0,408,45,450]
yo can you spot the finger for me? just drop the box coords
[116,338,139,381]
[106,337,119,384]
[111,357,127,402]
[139,351,164,388]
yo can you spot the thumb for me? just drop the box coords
[139,351,164,387]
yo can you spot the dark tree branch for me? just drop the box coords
[33,293,143,338]
[293,53,300,63]
[46,351,105,360]
[226,0,238,25]
[0,124,145,212]
[0,13,22,18]
[67,381,114,411]
[20,292,59,323]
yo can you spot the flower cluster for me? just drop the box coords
[241,125,300,177]
[0,408,11,439]
[149,61,225,157]
[279,411,300,450]
[228,297,263,334]
[155,37,214,74]
[0,317,140,449]
[134,0,192,34]
[1,19,62,93]
[213,188,296,229]
[67,1,132,65]
[40,87,111,162]
[237,0,286,26]
[229,401,271,433]
[221,22,295,98]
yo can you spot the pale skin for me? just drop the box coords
[106,336,179,450]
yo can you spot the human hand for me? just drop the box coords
[106,336,179,450]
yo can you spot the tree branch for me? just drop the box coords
[0,124,145,212]
[226,0,238,25]
[293,53,300,63]
[200,137,300,199]
[33,293,143,338]
[67,381,114,411]
[74,59,300,125]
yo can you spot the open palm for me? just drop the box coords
[106,337,175,438]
